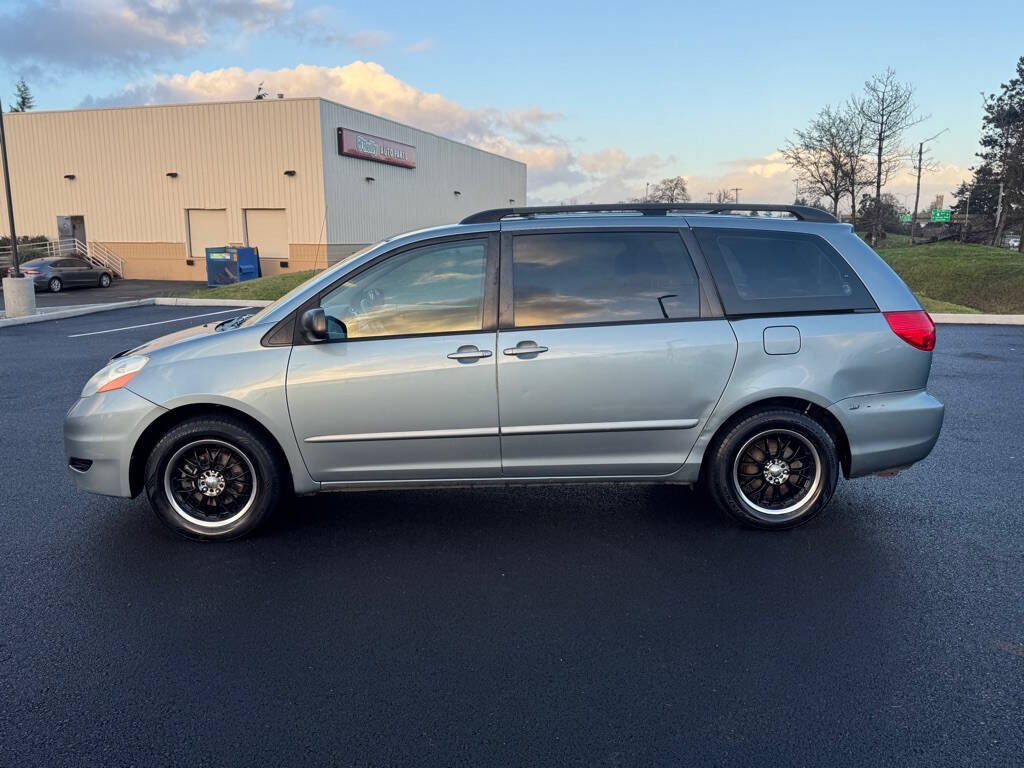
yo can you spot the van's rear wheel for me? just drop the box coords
[705,408,839,529]
[144,416,282,540]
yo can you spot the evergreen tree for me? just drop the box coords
[976,56,1024,249]
[10,78,34,112]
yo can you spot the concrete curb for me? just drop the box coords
[0,299,151,327]
[932,313,1024,325]
[152,297,273,308]
[0,296,270,328]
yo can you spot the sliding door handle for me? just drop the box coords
[447,345,493,361]
[503,342,549,357]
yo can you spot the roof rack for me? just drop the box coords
[460,203,838,225]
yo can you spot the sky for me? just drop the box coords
[1,0,1021,207]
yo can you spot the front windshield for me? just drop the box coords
[240,242,381,327]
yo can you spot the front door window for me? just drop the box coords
[320,239,488,340]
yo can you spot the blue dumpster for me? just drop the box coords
[205,247,260,287]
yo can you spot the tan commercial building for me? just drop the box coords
[0,98,526,280]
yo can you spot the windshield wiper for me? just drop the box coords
[215,314,253,331]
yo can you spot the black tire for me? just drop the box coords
[144,415,283,541]
[98,273,112,288]
[48,277,62,293]
[704,408,839,530]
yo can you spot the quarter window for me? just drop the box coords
[694,228,875,315]
[320,239,488,340]
[511,232,700,327]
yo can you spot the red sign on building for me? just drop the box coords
[338,128,416,169]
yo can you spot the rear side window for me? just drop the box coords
[695,228,875,316]
[511,231,700,328]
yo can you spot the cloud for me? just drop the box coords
[405,39,435,54]
[83,61,673,202]
[0,1,384,72]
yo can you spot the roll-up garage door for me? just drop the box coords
[187,209,229,262]
[244,209,289,276]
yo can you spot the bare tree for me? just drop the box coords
[853,69,926,245]
[646,176,690,203]
[715,188,734,203]
[780,105,850,217]
[837,105,873,230]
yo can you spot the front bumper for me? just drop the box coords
[828,389,944,477]
[64,388,166,497]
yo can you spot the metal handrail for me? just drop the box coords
[0,237,124,277]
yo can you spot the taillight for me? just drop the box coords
[884,310,936,351]
[22,268,39,275]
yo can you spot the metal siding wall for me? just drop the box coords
[0,100,325,245]
[319,100,526,245]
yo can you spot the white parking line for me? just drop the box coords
[67,307,252,338]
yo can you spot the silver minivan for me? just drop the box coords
[64,204,944,540]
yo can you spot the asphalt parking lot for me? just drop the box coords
[0,278,207,311]
[1,306,1021,767]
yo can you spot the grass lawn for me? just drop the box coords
[191,269,320,301]
[188,241,1024,315]
[860,232,912,249]
[879,241,1024,314]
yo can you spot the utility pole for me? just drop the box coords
[645,182,650,202]
[909,128,947,245]
[706,192,713,203]
[731,187,742,203]
[961,186,971,243]
[0,95,20,278]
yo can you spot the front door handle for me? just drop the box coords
[447,345,493,361]
[503,342,549,357]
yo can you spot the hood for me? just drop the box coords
[117,320,223,358]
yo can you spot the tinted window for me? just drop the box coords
[512,232,700,327]
[65,258,90,268]
[320,239,487,340]
[695,228,875,315]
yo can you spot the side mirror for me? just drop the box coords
[299,307,329,343]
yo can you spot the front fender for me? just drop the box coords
[125,342,317,494]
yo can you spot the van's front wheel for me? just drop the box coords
[705,408,839,529]
[144,416,282,540]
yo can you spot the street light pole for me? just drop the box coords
[0,95,20,278]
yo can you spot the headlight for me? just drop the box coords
[81,355,149,397]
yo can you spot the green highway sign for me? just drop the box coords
[931,209,952,223]
[899,213,912,223]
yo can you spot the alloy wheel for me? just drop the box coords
[163,439,258,528]
[732,428,822,522]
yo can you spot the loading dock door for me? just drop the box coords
[187,209,229,262]
[244,209,289,276]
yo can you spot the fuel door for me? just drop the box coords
[763,325,801,355]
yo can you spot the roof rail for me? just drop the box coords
[460,203,838,225]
